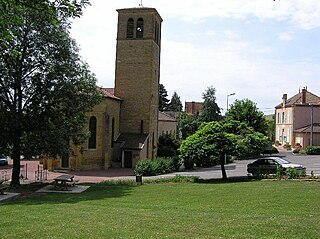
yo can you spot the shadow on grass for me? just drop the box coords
[194,176,258,184]
[3,175,261,205]
[3,181,138,206]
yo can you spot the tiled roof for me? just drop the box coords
[158,111,177,122]
[276,90,320,108]
[98,87,121,101]
[115,133,149,150]
[294,124,320,133]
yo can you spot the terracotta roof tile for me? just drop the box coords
[158,112,177,122]
[276,90,320,108]
[97,87,121,101]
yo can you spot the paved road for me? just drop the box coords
[163,151,320,179]
[1,151,319,182]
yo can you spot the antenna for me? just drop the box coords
[139,0,143,7]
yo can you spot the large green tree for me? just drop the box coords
[0,0,100,186]
[168,91,183,112]
[159,83,169,111]
[200,86,221,122]
[179,120,268,179]
[226,99,268,135]
[177,112,201,140]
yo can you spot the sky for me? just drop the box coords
[70,0,320,115]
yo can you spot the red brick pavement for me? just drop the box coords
[0,159,135,184]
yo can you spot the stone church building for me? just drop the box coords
[46,7,163,171]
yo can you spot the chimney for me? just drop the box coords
[282,94,287,107]
[301,88,307,104]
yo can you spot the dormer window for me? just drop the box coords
[136,18,144,38]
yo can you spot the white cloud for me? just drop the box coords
[224,30,241,40]
[278,32,293,41]
[70,0,320,112]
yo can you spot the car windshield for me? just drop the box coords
[0,154,5,158]
[274,158,290,165]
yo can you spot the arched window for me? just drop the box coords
[88,116,97,149]
[136,18,144,38]
[127,18,134,38]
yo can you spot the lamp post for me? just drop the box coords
[226,93,235,112]
[225,93,235,166]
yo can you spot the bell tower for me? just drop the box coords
[114,8,162,159]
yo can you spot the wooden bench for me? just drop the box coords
[66,179,79,187]
[53,175,76,191]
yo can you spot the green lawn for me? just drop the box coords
[1,180,320,239]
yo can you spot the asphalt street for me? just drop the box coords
[165,151,320,179]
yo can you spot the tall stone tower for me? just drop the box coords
[114,8,162,159]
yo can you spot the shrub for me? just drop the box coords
[134,157,181,176]
[272,146,279,154]
[283,143,292,150]
[305,146,320,155]
[157,134,180,157]
[134,159,155,176]
[276,166,285,179]
[292,147,301,154]
[285,168,305,179]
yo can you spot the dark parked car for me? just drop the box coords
[0,154,8,166]
[247,157,305,176]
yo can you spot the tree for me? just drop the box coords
[226,99,268,135]
[168,91,183,112]
[157,134,180,157]
[200,86,221,122]
[0,0,100,186]
[179,120,268,179]
[159,83,170,111]
[177,112,201,139]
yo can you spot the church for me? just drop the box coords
[46,7,163,171]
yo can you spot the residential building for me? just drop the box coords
[275,88,320,147]
[158,112,178,138]
[185,101,204,115]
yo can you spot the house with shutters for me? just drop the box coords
[275,88,320,147]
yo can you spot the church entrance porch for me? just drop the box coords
[124,151,132,168]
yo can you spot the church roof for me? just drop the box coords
[159,111,177,122]
[115,133,149,150]
[98,87,121,101]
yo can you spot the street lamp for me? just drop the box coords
[226,93,235,112]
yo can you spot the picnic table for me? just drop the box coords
[53,175,78,191]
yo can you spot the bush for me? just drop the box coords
[134,157,181,176]
[134,159,155,176]
[292,147,301,154]
[285,168,305,179]
[276,166,285,179]
[305,146,320,155]
[157,134,180,157]
[283,143,292,150]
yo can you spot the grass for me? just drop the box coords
[1,179,320,239]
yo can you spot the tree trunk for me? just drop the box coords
[220,154,227,180]
[10,135,21,187]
